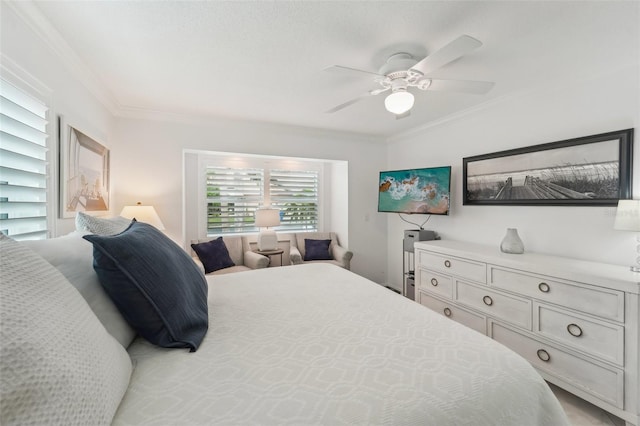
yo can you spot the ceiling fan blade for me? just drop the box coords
[410,35,482,76]
[325,93,372,113]
[323,65,384,79]
[325,88,388,113]
[370,87,390,96]
[395,111,411,120]
[428,79,495,94]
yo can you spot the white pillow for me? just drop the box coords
[75,211,131,235]
[22,232,136,348]
[0,233,132,426]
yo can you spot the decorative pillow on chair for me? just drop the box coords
[0,233,131,426]
[83,221,209,352]
[76,211,132,235]
[304,239,333,261]
[191,237,235,274]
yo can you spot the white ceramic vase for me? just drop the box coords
[500,228,524,254]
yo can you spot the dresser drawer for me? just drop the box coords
[534,303,624,366]
[490,321,624,408]
[489,266,624,322]
[419,251,486,283]
[418,270,453,299]
[455,281,531,330]
[417,292,486,334]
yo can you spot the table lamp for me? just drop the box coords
[613,199,640,272]
[255,208,280,250]
[120,202,165,230]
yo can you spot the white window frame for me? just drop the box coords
[197,153,324,237]
[1,58,55,239]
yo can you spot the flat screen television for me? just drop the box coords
[378,166,451,215]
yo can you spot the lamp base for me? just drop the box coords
[257,229,278,251]
[631,266,640,273]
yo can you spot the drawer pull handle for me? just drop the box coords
[443,307,452,317]
[430,278,438,286]
[444,260,451,268]
[536,349,551,362]
[538,282,550,293]
[482,295,493,306]
[567,323,583,337]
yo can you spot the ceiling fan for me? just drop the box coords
[324,35,495,119]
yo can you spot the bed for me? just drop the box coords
[1,227,569,426]
[114,264,568,425]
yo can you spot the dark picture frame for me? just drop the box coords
[463,129,633,206]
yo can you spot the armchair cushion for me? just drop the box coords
[244,250,270,269]
[190,236,269,275]
[304,239,332,261]
[191,237,235,274]
[290,246,303,265]
[332,244,353,268]
[291,232,353,270]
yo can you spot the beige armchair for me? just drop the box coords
[290,232,353,270]
[190,236,269,275]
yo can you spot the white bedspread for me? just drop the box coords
[113,264,569,426]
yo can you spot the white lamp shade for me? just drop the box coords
[384,91,415,115]
[614,200,640,231]
[255,208,280,228]
[255,208,280,250]
[120,204,165,230]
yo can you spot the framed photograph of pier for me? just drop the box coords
[59,116,110,218]
[463,129,633,206]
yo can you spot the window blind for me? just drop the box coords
[0,79,49,240]
[205,167,263,234]
[269,169,318,231]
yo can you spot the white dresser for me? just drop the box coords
[414,240,640,426]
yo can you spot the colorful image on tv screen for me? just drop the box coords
[378,167,451,215]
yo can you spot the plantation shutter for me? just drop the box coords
[205,166,263,234]
[0,79,49,240]
[270,169,318,231]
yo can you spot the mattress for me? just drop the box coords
[113,263,569,425]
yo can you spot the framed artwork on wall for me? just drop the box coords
[462,128,633,206]
[58,116,110,218]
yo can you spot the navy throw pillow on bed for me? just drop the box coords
[304,239,333,261]
[83,220,208,352]
[191,237,235,274]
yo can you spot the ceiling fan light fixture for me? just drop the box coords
[384,90,414,115]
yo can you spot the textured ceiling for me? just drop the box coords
[27,1,640,137]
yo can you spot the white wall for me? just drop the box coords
[1,2,115,237]
[111,116,389,282]
[385,65,640,291]
[5,0,638,290]
[2,1,389,283]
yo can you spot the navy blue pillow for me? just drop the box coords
[191,237,235,274]
[83,221,208,352]
[304,239,333,261]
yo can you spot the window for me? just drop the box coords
[269,169,318,231]
[0,78,50,240]
[205,167,264,235]
[203,161,320,235]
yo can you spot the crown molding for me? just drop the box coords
[385,91,527,144]
[5,0,121,115]
[1,53,52,99]
[117,104,384,143]
[387,61,639,144]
